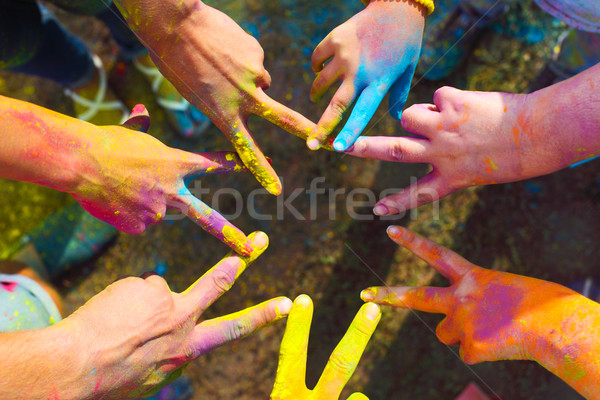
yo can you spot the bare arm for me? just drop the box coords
[0,96,255,254]
[0,324,88,399]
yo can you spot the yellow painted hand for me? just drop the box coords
[270,295,380,400]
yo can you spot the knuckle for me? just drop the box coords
[328,352,356,373]
[329,96,348,119]
[387,142,405,162]
[228,319,253,340]
[210,269,236,294]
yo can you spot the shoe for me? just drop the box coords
[132,54,211,138]
[417,2,508,81]
[143,375,194,400]
[13,203,118,278]
[65,54,129,125]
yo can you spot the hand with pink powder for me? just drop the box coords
[345,62,600,215]
[306,0,427,152]
[0,232,293,399]
[361,226,600,398]
[115,0,318,195]
[0,98,254,255]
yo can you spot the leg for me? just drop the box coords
[0,259,63,332]
[528,29,600,91]
[0,0,43,70]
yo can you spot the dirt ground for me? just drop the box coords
[1,0,599,399]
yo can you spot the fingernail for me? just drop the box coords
[344,144,355,153]
[276,298,293,316]
[307,139,321,150]
[333,140,345,152]
[365,302,380,320]
[373,204,389,216]
[360,289,375,302]
[249,231,269,249]
[386,225,401,237]
[295,294,311,308]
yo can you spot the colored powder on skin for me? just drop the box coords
[485,158,499,172]
[222,225,252,255]
[231,133,280,195]
[513,128,520,146]
[450,106,470,130]
[563,354,586,382]
[471,282,523,342]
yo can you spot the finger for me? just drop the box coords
[307,82,357,150]
[360,286,451,314]
[436,316,461,346]
[332,84,389,151]
[347,394,369,400]
[253,91,334,150]
[310,59,343,102]
[121,104,150,133]
[401,103,441,139]
[180,231,269,314]
[386,225,472,282]
[316,303,381,398]
[312,36,335,73]
[180,151,249,180]
[225,117,281,195]
[344,136,431,163]
[373,171,449,215]
[177,187,254,256]
[272,294,314,392]
[190,296,293,357]
[388,63,417,120]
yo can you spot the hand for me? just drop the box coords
[71,105,254,255]
[119,1,318,195]
[307,0,426,152]
[345,87,572,215]
[360,225,586,364]
[61,232,293,399]
[270,294,380,400]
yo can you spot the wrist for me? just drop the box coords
[116,0,206,47]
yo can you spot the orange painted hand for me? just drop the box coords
[270,295,380,400]
[117,1,318,195]
[72,105,254,255]
[361,226,600,398]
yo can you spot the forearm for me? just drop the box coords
[0,95,98,193]
[523,62,600,170]
[113,0,203,47]
[526,295,600,398]
[0,323,89,399]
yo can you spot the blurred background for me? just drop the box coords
[1,0,598,398]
